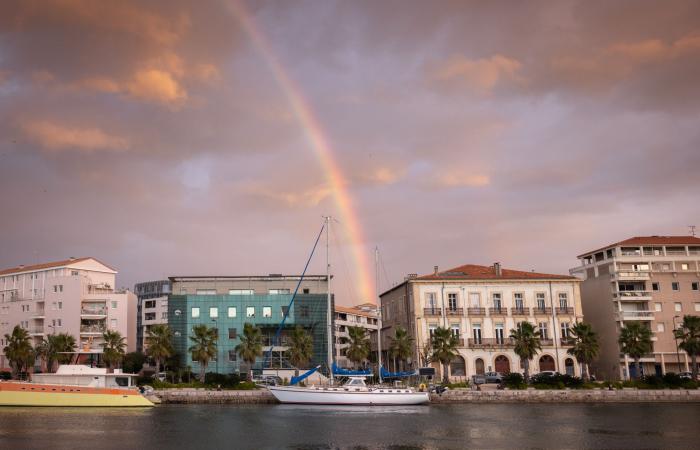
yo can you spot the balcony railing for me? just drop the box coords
[455,338,465,346]
[467,337,514,348]
[511,307,530,316]
[613,291,652,299]
[533,307,552,315]
[539,338,554,346]
[560,337,574,346]
[81,308,107,315]
[29,326,44,334]
[423,308,442,316]
[80,325,106,333]
[31,308,45,316]
[488,307,508,316]
[446,308,464,316]
[618,311,654,320]
[467,307,486,316]
[556,307,574,315]
[613,271,650,280]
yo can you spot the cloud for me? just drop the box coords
[433,54,522,92]
[246,183,332,208]
[436,172,491,188]
[125,69,187,104]
[21,120,129,152]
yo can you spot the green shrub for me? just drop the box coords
[662,373,684,388]
[503,373,526,389]
[445,381,470,389]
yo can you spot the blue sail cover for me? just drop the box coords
[290,366,320,386]
[332,362,372,376]
[380,366,416,378]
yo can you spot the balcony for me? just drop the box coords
[488,307,508,316]
[455,338,465,346]
[446,308,463,316]
[533,307,552,315]
[511,307,531,316]
[467,307,486,316]
[560,337,574,346]
[31,307,45,318]
[613,291,652,301]
[81,307,107,317]
[80,324,106,334]
[423,308,442,317]
[467,337,514,348]
[540,338,554,346]
[613,271,650,281]
[29,326,45,336]
[556,307,574,315]
[618,311,654,321]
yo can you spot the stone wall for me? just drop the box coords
[430,388,700,403]
[153,388,276,404]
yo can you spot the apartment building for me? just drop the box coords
[134,280,171,352]
[334,303,379,368]
[380,263,583,381]
[0,258,137,370]
[167,275,332,375]
[570,236,700,380]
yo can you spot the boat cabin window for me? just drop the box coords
[346,378,365,387]
[115,377,129,387]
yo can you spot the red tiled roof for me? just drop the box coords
[577,236,700,258]
[0,257,115,276]
[416,264,577,281]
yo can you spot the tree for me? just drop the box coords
[343,326,370,369]
[235,323,262,380]
[122,352,147,374]
[430,327,458,384]
[419,340,432,367]
[189,324,219,381]
[618,321,653,380]
[566,322,600,381]
[3,325,34,379]
[388,326,414,371]
[146,324,174,375]
[675,315,700,381]
[287,325,313,373]
[510,322,541,381]
[102,330,126,370]
[36,333,76,373]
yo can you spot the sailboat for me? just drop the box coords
[267,217,429,405]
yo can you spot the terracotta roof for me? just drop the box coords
[0,257,114,276]
[415,264,577,281]
[334,305,378,317]
[577,236,700,258]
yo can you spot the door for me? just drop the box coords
[494,355,510,374]
[475,358,485,375]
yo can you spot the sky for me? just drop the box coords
[1,0,699,305]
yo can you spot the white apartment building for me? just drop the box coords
[0,258,137,371]
[570,236,700,380]
[334,303,379,368]
[381,263,583,380]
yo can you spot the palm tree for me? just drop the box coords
[146,324,174,376]
[102,330,126,370]
[389,326,414,372]
[618,321,653,380]
[3,325,35,379]
[344,326,370,369]
[287,325,313,374]
[235,323,262,380]
[36,333,76,373]
[674,315,700,381]
[430,327,458,384]
[566,322,600,381]
[510,322,541,381]
[53,333,77,366]
[189,324,219,381]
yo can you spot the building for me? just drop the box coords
[380,263,583,381]
[0,257,137,370]
[570,236,700,380]
[334,303,379,368]
[167,275,332,376]
[134,280,171,352]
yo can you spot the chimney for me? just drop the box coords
[494,262,502,277]
[434,265,439,275]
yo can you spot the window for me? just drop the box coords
[652,282,660,291]
[299,305,310,318]
[679,263,689,270]
[656,323,665,333]
[654,303,662,312]
[495,323,504,344]
[450,324,460,339]
[695,303,700,312]
[263,306,272,318]
[536,293,546,310]
[228,350,237,362]
[196,289,216,295]
[144,300,156,309]
[229,289,254,295]
[281,306,289,316]
[246,306,255,317]
[71,270,79,276]
[110,319,117,328]
[674,302,682,312]
[145,312,156,320]
[469,293,480,307]
[429,324,437,338]
[53,285,57,293]
[692,282,699,291]
[514,293,524,311]
[472,323,482,343]
[227,307,237,318]
[558,293,568,309]
[448,293,458,311]
[228,328,237,339]
[57,319,62,327]
[161,312,167,320]
[269,289,290,295]
[426,292,437,309]
[209,307,218,318]
[672,282,680,291]
[561,322,570,338]
[191,307,200,318]
[302,288,310,294]
[111,301,117,309]
[492,293,502,310]
[538,322,548,340]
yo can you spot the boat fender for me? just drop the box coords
[419,383,427,392]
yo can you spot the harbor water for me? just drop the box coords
[0,403,698,449]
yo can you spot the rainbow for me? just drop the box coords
[228,1,374,303]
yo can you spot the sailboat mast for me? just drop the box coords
[325,216,334,385]
[376,246,383,384]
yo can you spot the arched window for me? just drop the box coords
[539,355,556,372]
[450,356,466,376]
[494,355,510,374]
[475,358,485,375]
[565,358,575,376]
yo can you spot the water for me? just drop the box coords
[0,403,698,449]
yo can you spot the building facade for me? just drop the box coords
[334,303,379,368]
[380,263,583,381]
[167,275,332,376]
[570,236,700,380]
[134,280,171,352]
[0,258,137,370]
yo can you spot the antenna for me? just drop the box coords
[689,225,696,237]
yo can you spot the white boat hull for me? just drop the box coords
[268,386,430,405]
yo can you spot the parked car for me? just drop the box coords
[678,372,693,380]
[152,372,167,382]
[536,371,559,378]
[252,375,283,386]
[484,372,503,384]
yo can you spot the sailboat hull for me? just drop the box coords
[268,386,429,405]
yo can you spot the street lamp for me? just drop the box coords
[673,315,682,373]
